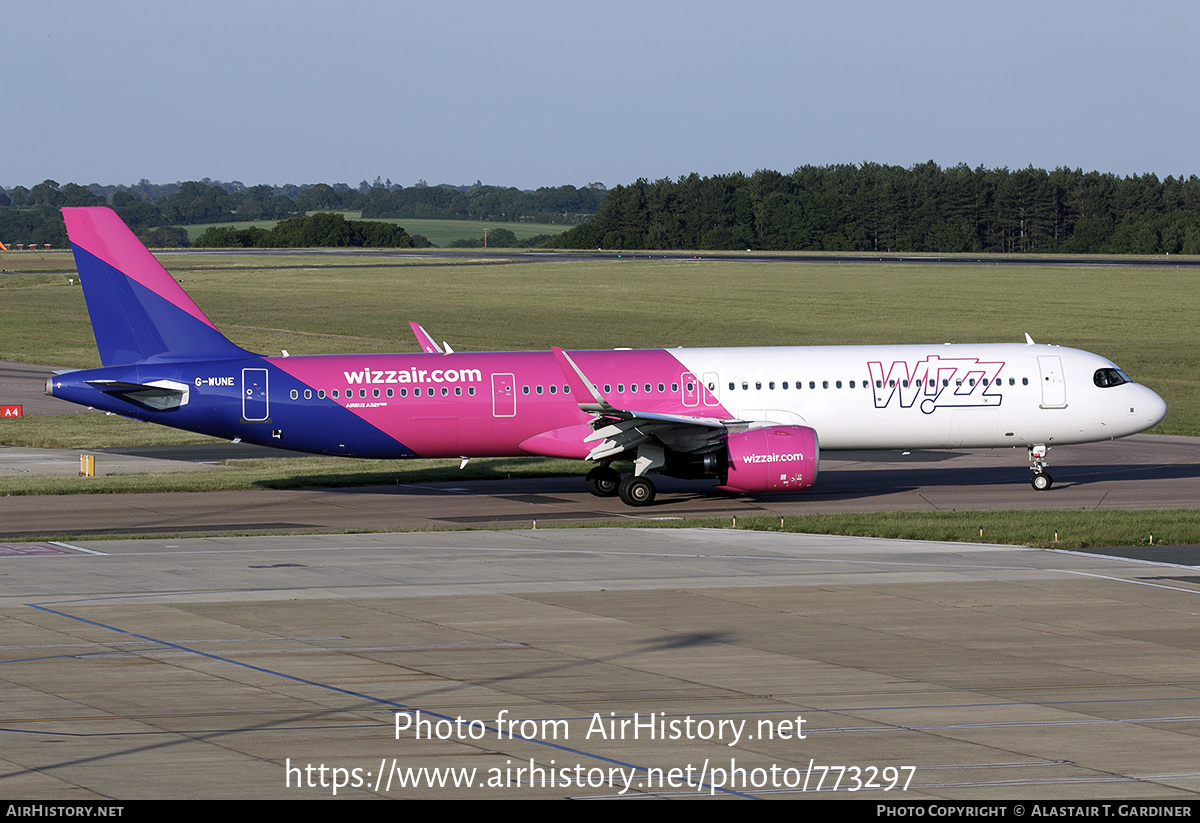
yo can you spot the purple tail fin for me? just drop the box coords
[62,207,250,366]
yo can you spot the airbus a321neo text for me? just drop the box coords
[46,207,1167,506]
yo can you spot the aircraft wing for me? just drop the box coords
[550,346,735,460]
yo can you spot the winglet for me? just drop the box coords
[409,322,443,354]
[1024,333,1036,345]
[551,347,612,414]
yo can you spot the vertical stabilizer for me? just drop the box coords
[62,207,251,366]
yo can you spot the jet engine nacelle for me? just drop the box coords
[713,425,819,494]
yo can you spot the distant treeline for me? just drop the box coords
[0,178,605,247]
[549,163,1200,254]
[7,166,1200,254]
[192,213,423,248]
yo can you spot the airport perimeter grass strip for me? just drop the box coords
[5,508,1198,550]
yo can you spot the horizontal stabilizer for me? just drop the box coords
[86,379,190,411]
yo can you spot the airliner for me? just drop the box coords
[46,207,1167,505]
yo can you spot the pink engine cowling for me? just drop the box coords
[714,425,820,494]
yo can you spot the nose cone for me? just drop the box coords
[1141,385,1167,430]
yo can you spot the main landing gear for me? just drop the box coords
[585,464,620,497]
[585,462,658,506]
[1029,444,1053,491]
[618,475,656,506]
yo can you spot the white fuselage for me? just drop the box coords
[667,343,1164,450]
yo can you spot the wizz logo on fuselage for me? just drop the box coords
[867,355,1004,414]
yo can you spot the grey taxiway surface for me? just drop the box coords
[3,529,1200,800]
[4,432,1200,537]
[5,361,1200,799]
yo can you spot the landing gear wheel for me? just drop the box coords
[1031,471,1053,491]
[618,475,656,506]
[585,465,620,497]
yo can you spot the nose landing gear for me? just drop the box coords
[1029,445,1053,490]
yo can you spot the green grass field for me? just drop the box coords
[181,213,569,246]
[2,248,1198,544]
[4,250,1196,433]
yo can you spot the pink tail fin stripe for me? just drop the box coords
[61,207,221,332]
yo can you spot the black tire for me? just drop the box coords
[618,475,656,506]
[1031,471,1053,491]
[585,465,620,497]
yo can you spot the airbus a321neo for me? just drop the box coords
[46,207,1167,506]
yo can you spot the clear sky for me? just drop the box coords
[4,0,1197,190]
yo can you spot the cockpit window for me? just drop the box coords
[1093,368,1131,388]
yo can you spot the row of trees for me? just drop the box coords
[550,164,1200,255]
[192,213,421,248]
[356,183,606,223]
[7,166,1200,253]
[1,178,605,233]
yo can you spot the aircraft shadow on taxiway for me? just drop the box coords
[251,458,1200,509]
[801,460,1200,501]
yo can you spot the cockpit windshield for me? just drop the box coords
[1093,367,1131,388]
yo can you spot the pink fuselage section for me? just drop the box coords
[269,348,723,459]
